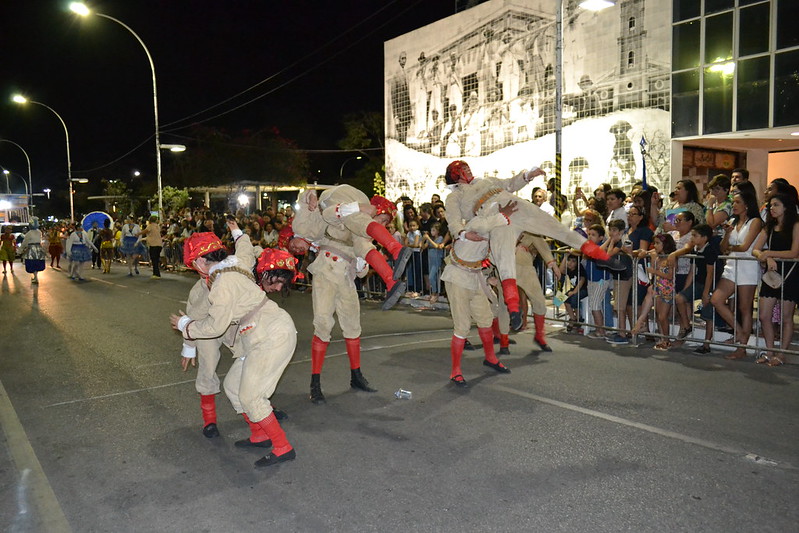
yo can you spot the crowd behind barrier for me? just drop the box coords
[17,171,798,365]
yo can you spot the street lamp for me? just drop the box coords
[0,168,29,197]
[0,139,33,213]
[2,169,9,194]
[339,156,363,180]
[553,0,615,210]
[70,2,163,221]
[11,95,74,220]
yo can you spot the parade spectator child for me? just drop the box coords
[602,219,633,343]
[669,224,721,353]
[584,224,612,338]
[405,218,423,295]
[559,253,587,333]
[424,222,445,304]
[632,233,676,350]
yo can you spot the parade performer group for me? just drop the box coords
[166,159,603,470]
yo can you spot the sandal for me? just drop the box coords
[653,341,671,351]
[755,354,770,365]
[693,346,711,355]
[677,326,693,339]
[450,374,468,387]
[767,357,786,367]
[724,349,747,360]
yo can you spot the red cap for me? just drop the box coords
[256,248,299,280]
[184,232,224,270]
[370,195,397,218]
[445,160,474,185]
[277,225,294,250]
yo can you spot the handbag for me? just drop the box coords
[760,231,796,289]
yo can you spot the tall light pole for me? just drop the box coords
[12,95,74,221]
[70,2,163,221]
[554,1,615,208]
[339,156,363,180]
[0,139,33,214]
[1,169,9,194]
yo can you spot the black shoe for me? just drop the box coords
[693,346,711,355]
[498,346,510,355]
[392,247,413,280]
[463,339,476,351]
[255,449,296,468]
[596,256,626,272]
[534,338,553,352]
[350,368,377,392]
[510,311,523,332]
[203,423,220,438]
[382,280,406,311]
[310,374,326,404]
[273,408,288,421]
[494,336,517,345]
[450,374,468,388]
[483,360,511,373]
[235,438,272,449]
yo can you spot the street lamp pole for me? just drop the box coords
[555,0,563,213]
[0,139,33,214]
[339,156,363,180]
[70,3,163,221]
[12,96,73,220]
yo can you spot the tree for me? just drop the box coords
[338,112,385,197]
[166,126,310,188]
[152,186,190,216]
[102,179,138,218]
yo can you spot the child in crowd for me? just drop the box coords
[559,253,587,333]
[632,233,676,350]
[584,224,612,339]
[669,224,721,352]
[424,222,445,304]
[602,219,633,344]
[405,218,423,296]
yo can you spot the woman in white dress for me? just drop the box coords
[19,217,46,284]
[66,225,97,281]
[710,190,763,360]
[119,217,143,276]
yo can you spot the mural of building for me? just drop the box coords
[384,0,671,207]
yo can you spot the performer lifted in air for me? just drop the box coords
[444,160,622,331]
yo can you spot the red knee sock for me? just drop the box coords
[501,279,521,314]
[478,327,499,364]
[450,335,465,379]
[311,335,329,375]
[499,333,510,348]
[366,221,402,259]
[366,249,399,289]
[345,337,361,370]
[242,413,269,443]
[200,394,216,426]
[534,314,547,344]
[256,412,293,455]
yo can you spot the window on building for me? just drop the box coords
[704,12,733,64]
[673,0,700,22]
[739,3,771,57]
[629,17,636,32]
[774,50,799,127]
[673,21,700,71]
[703,67,733,134]
[705,0,734,15]
[777,0,799,50]
[737,57,770,131]
[672,70,700,137]
[628,51,635,68]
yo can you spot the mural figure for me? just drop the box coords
[389,52,411,142]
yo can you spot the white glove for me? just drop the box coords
[177,315,192,333]
[355,257,368,275]
[231,228,243,239]
[181,343,197,359]
[336,202,360,218]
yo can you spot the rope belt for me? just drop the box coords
[472,187,503,215]
[450,248,485,270]
[449,248,499,313]
[210,266,256,286]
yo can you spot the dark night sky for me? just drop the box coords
[0,0,457,201]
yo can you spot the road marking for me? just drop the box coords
[0,379,72,532]
[489,384,796,471]
[44,333,456,408]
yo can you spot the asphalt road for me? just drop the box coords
[1,264,798,533]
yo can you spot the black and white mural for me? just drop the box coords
[385,0,670,205]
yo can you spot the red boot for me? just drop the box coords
[366,221,402,259]
[501,279,523,331]
[479,327,510,373]
[450,335,467,387]
[254,412,296,467]
[310,336,328,404]
[580,240,610,261]
[200,394,219,438]
[235,413,272,448]
[533,314,553,352]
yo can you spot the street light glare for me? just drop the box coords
[12,94,27,104]
[69,2,91,16]
[579,0,615,11]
